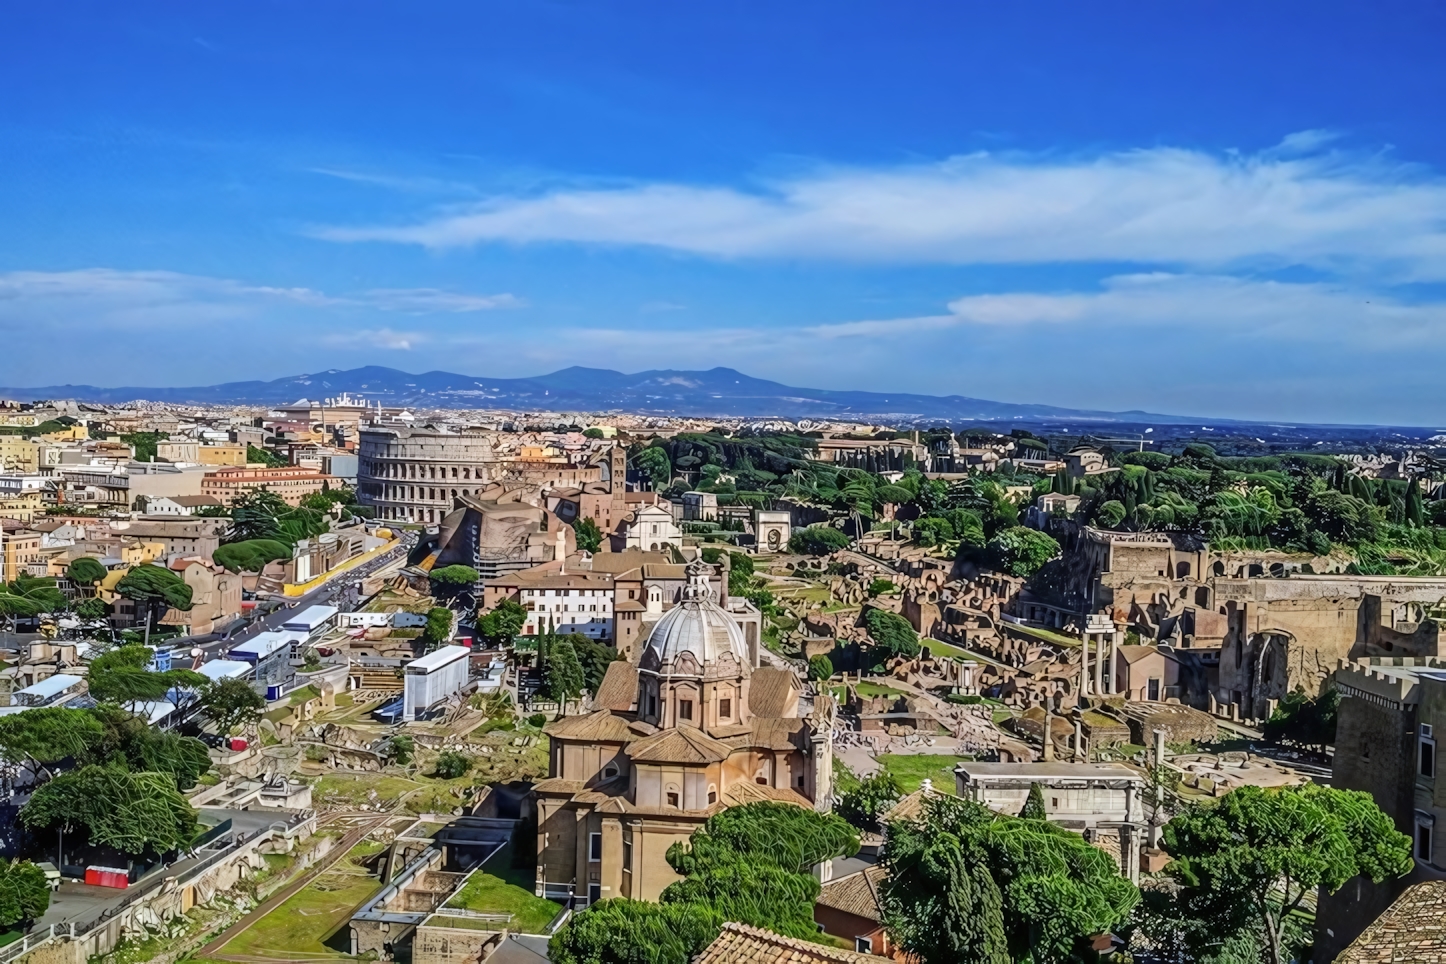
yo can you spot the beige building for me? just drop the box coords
[0,491,44,525]
[159,558,243,635]
[1,521,43,580]
[198,442,248,466]
[534,561,834,906]
[155,438,200,463]
[0,437,39,474]
[1112,645,1181,702]
[202,466,333,506]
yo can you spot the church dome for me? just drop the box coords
[644,561,748,669]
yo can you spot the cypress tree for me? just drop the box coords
[1019,782,1047,820]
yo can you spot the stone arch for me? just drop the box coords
[1176,561,1192,579]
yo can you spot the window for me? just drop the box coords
[855,938,873,954]
[797,774,805,787]
[623,840,632,871]
[1417,820,1433,862]
[1147,678,1161,701]
[589,833,602,861]
[719,698,731,719]
[679,700,693,721]
[648,695,658,717]
[602,763,619,780]
[587,883,601,905]
[1420,724,1436,779]
[667,791,679,808]
[707,789,717,804]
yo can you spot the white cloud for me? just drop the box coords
[312,138,1446,279]
[0,269,519,326]
[326,327,426,351]
[361,288,524,313]
[807,274,1446,344]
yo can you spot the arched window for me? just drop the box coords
[603,763,619,780]
[707,785,717,805]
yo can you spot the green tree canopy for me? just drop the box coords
[1261,686,1338,757]
[807,654,833,682]
[434,749,472,780]
[541,635,586,705]
[788,525,850,555]
[1156,784,1412,964]
[421,607,454,649]
[881,795,1138,964]
[115,564,193,633]
[73,597,109,620]
[66,556,107,587]
[836,771,903,834]
[199,676,266,736]
[0,860,50,928]
[0,706,105,773]
[983,526,1060,577]
[1019,782,1047,820]
[635,446,672,488]
[430,564,480,586]
[88,644,207,706]
[477,597,527,647]
[212,539,292,573]
[20,765,198,856]
[549,899,721,964]
[572,517,603,553]
[84,703,212,789]
[863,607,920,663]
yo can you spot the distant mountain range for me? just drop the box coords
[2,365,1201,424]
[0,365,1414,432]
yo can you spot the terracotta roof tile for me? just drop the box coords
[592,661,638,712]
[628,726,733,764]
[543,710,637,743]
[748,667,800,719]
[816,866,887,922]
[1335,880,1446,963]
[692,922,892,964]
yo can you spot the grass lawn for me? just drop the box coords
[919,638,974,660]
[0,931,21,949]
[289,684,321,705]
[446,840,563,933]
[1005,624,1081,648]
[831,681,905,700]
[876,753,966,795]
[313,773,424,808]
[218,841,384,959]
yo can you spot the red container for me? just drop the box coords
[85,866,129,889]
[229,738,248,752]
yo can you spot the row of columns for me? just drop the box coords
[1078,628,1125,699]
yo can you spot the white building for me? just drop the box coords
[282,605,339,642]
[954,762,1146,829]
[623,503,682,552]
[520,579,615,640]
[403,645,471,722]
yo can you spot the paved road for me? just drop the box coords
[195,534,416,659]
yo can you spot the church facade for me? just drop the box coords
[533,560,835,905]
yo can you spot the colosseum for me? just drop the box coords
[356,427,606,524]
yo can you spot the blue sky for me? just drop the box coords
[4,2,1446,424]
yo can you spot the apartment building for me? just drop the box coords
[202,466,333,506]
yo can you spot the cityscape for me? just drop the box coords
[1,5,1444,964]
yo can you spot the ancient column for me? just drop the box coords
[1079,636,1091,699]
[1108,630,1122,694]
[1093,633,1105,697]
[1042,699,1055,761]
[1073,717,1084,762]
[1150,728,1167,848]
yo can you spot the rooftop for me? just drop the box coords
[694,922,892,964]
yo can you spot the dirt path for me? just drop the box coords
[198,813,391,960]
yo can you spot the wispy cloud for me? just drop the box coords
[323,327,426,351]
[362,288,524,313]
[807,274,1446,345]
[0,269,520,324]
[312,137,1446,279]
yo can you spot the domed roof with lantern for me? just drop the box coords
[642,559,749,671]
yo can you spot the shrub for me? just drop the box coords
[527,713,548,728]
[434,750,472,780]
